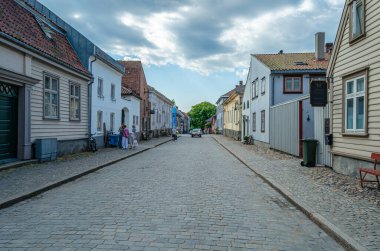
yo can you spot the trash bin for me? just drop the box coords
[301,139,318,167]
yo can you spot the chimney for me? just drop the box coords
[315,32,325,60]
[239,80,243,86]
[325,43,333,54]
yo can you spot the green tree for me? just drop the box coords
[188,101,216,129]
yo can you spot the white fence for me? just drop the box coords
[269,98,302,156]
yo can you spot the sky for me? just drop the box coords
[39,0,345,112]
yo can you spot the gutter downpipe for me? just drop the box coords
[88,49,97,137]
[271,74,275,106]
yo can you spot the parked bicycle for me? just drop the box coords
[87,133,97,152]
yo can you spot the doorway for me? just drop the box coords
[0,83,18,161]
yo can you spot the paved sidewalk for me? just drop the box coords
[0,136,172,208]
[212,135,380,251]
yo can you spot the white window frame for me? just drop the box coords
[261,77,266,94]
[350,0,365,40]
[344,75,366,133]
[97,78,104,98]
[255,79,259,97]
[97,111,103,132]
[43,73,59,119]
[69,82,80,121]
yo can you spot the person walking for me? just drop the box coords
[118,123,124,148]
[172,127,177,141]
[131,124,138,149]
[122,125,129,149]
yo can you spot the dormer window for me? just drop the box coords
[350,0,365,41]
[35,18,54,40]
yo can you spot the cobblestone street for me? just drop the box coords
[0,136,343,250]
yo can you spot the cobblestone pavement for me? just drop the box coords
[0,135,342,250]
[212,134,380,250]
[0,136,171,204]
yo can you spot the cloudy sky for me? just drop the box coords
[39,0,344,112]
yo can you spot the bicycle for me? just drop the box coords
[87,133,97,152]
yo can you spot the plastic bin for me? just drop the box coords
[301,139,318,167]
[35,138,57,162]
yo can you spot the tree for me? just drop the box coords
[188,101,216,129]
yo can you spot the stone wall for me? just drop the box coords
[224,129,241,141]
[333,155,373,178]
[57,138,88,156]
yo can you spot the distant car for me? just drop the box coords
[191,128,202,138]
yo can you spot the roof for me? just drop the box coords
[327,1,349,76]
[216,88,238,104]
[147,85,174,106]
[253,53,330,72]
[121,86,141,100]
[22,0,123,73]
[223,84,245,105]
[0,0,90,77]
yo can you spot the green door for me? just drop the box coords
[0,83,18,160]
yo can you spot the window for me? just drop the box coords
[97,78,103,98]
[43,74,59,119]
[255,79,259,97]
[69,83,80,120]
[110,112,115,132]
[261,77,266,94]
[344,73,367,134]
[243,102,246,110]
[261,110,265,132]
[350,0,365,41]
[136,116,139,125]
[284,76,302,93]
[251,81,255,99]
[97,111,103,132]
[111,83,115,101]
[133,115,136,125]
[247,100,249,108]
[252,112,256,132]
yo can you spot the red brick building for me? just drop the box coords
[119,61,151,136]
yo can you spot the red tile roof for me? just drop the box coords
[0,0,89,77]
[253,53,330,71]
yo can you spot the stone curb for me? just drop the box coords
[0,138,173,210]
[212,136,367,251]
[0,160,38,172]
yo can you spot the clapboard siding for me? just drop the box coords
[331,0,380,159]
[30,59,88,142]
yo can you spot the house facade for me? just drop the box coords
[249,33,330,156]
[119,61,151,138]
[223,83,245,141]
[24,0,126,148]
[0,0,91,160]
[248,55,271,147]
[215,90,233,134]
[148,85,173,136]
[90,49,125,147]
[242,74,252,140]
[121,87,141,136]
[327,0,380,176]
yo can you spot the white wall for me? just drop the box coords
[90,58,123,134]
[149,92,172,130]
[241,70,252,139]
[249,56,271,144]
[120,95,141,132]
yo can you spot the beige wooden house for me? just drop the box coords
[223,83,245,141]
[327,0,380,176]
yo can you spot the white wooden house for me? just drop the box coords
[148,85,174,136]
[0,0,91,160]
